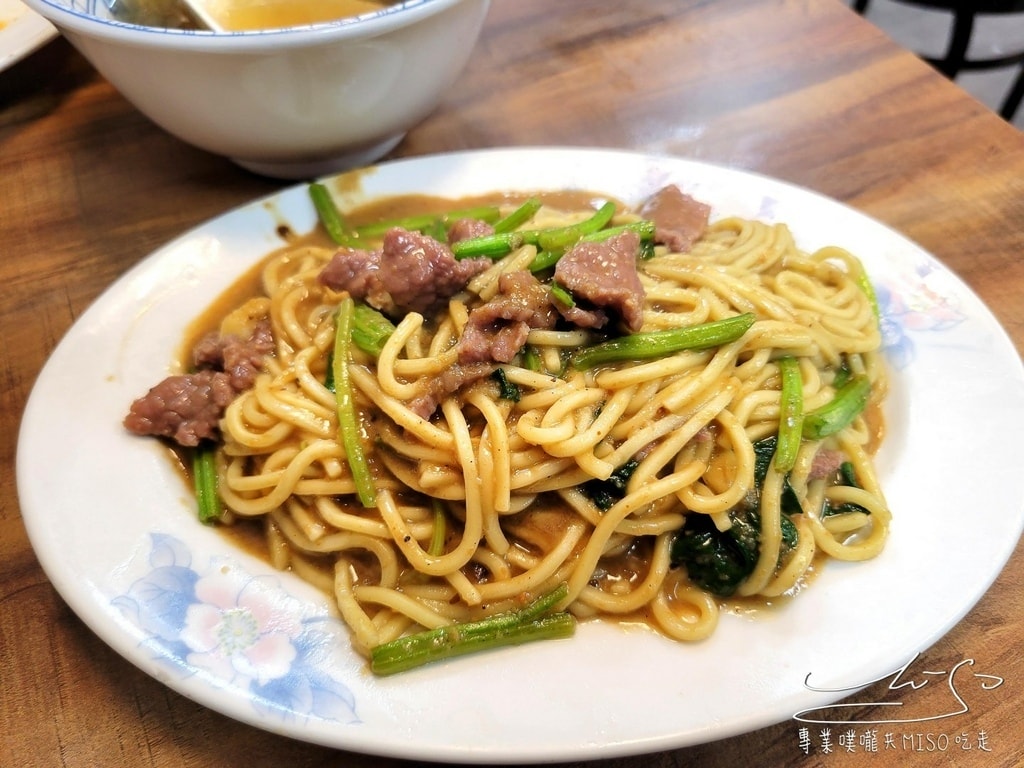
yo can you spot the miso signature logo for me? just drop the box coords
[794,653,1004,724]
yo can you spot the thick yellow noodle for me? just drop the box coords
[212,200,891,658]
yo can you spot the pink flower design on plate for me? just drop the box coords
[180,560,305,686]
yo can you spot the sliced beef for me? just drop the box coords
[639,184,711,253]
[447,218,495,244]
[381,228,493,315]
[192,318,274,390]
[553,230,645,333]
[809,448,846,480]
[318,227,492,317]
[317,246,389,310]
[124,370,235,447]
[407,362,495,419]
[456,270,559,364]
[125,320,274,446]
[554,300,608,331]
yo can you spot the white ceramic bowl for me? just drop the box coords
[22,0,490,178]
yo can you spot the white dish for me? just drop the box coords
[17,148,1024,763]
[0,0,57,71]
[20,0,490,179]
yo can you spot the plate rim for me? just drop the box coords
[16,146,1024,763]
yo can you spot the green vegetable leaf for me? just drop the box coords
[670,507,797,597]
[753,436,802,515]
[491,368,521,402]
[582,458,639,512]
[351,302,397,357]
[823,461,871,517]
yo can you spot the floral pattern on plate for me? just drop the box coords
[877,263,968,370]
[111,532,360,724]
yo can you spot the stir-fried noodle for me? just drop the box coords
[129,188,891,663]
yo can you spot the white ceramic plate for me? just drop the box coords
[0,0,56,71]
[18,148,1024,763]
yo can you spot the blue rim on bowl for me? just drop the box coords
[21,0,455,49]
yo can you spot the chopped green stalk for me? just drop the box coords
[193,442,224,528]
[549,282,575,308]
[193,443,223,524]
[514,582,570,621]
[536,200,617,253]
[428,499,447,557]
[369,584,572,675]
[371,613,575,676]
[774,357,803,473]
[802,375,871,440]
[351,302,396,357]
[309,183,358,247]
[849,255,881,324]
[458,202,623,268]
[455,214,614,261]
[493,197,542,234]
[580,220,656,243]
[334,298,377,508]
[521,345,541,372]
[858,272,880,321]
[423,218,448,243]
[354,206,501,239]
[570,313,756,370]
[451,231,524,260]
[581,221,657,260]
[528,249,560,272]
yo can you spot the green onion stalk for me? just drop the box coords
[493,198,543,234]
[333,297,377,508]
[451,201,619,265]
[570,313,756,370]
[802,375,871,440]
[355,205,501,240]
[369,584,575,676]
[193,443,223,524]
[309,182,359,248]
[773,356,804,473]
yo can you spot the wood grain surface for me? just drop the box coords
[2,1,1022,767]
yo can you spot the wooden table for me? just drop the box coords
[2,1,1022,766]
